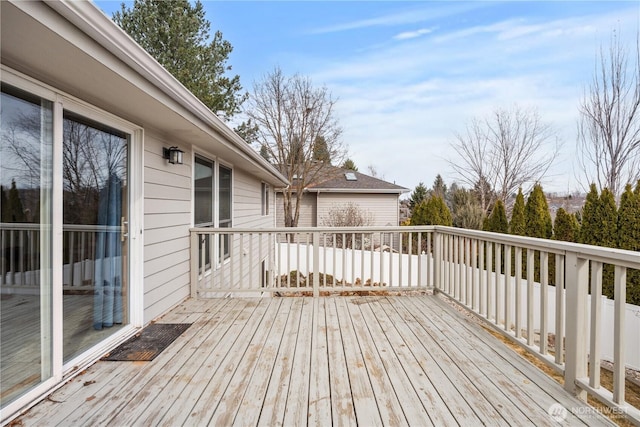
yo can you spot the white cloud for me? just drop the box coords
[302,5,640,194]
[393,28,434,41]
[310,2,487,34]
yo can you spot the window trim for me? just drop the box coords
[192,151,234,269]
[261,182,270,216]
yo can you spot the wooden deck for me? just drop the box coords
[17,294,613,426]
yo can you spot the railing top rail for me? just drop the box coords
[433,225,640,269]
[1,222,120,232]
[189,225,640,269]
[189,225,437,234]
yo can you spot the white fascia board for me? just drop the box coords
[306,188,409,194]
[41,0,288,187]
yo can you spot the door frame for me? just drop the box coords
[0,66,144,420]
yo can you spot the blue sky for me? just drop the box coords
[95,1,640,195]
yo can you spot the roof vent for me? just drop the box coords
[345,172,357,181]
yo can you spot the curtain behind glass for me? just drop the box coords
[62,111,128,361]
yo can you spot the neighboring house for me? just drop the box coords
[0,1,287,422]
[275,166,409,228]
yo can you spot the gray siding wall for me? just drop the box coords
[316,193,400,227]
[234,169,276,228]
[275,193,317,227]
[143,144,277,310]
[143,131,192,323]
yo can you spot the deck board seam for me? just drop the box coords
[106,298,245,426]
[367,297,458,426]
[402,296,542,426]
[386,296,510,425]
[426,294,614,426]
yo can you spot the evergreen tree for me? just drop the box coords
[410,196,452,226]
[617,183,640,305]
[484,200,508,233]
[259,144,271,162]
[473,175,495,214]
[312,135,331,163]
[432,174,447,199]
[408,182,428,212]
[525,184,552,239]
[579,184,601,245]
[451,187,484,230]
[617,184,640,250]
[410,200,429,226]
[112,0,246,119]
[509,188,526,235]
[342,159,358,171]
[599,188,618,248]
[622,180,640,306]
[553,208,579,242]
[0,185,7,222]
[6,180,26,223]
[595,187,619,299]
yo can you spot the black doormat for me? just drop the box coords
[102,323,191,362]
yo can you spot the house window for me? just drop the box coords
[194,156,214,269]
[194,157,232,267]
[219,165,232,260]
[261,183,270,216]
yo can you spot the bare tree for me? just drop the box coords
[449,105,559,212]
[577,32,640,197]
[321,202,375,228]
[366,164,385,180]
[246,67,344,227]
[321,202,374,248]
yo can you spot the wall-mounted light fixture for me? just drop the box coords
[163,146,184,165]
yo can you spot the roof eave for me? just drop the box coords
[306,188,409,194]
[44,0,288,187]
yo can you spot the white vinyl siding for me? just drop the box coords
[235,169,275,228]
[275,193,317,227]
[316,193,400,227]
[143,131,192,323]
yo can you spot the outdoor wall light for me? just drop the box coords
[163,146,184,165]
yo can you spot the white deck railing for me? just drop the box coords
[1,223,120,290]
[190,226,434,297]
[190,225,640,424]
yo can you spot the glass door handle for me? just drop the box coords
[121,217,129,242]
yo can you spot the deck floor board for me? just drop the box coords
[16,294,615,427]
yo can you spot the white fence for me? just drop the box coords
[482,272,640,371]
[276,242,433,288]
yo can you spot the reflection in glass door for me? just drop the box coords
[0,84,53,406]
[62,112,128,362]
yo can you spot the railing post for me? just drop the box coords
[433,230,441,291]
[613,265,627,404]
[313,231,320,297]
[564,250,588,401]
[190,231,199,299]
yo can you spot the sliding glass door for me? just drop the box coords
[0,84,53,406]
[1,77,133,411]
[62,111,129,362]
